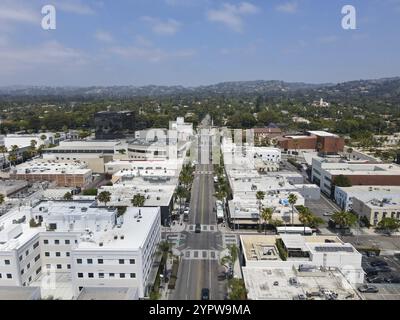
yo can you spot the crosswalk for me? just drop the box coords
[222,234,238,248]
[182,249,220,260]
[195,171,214,175]
[188,224,218,232]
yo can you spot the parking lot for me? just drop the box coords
[362,255,400,284]
[342,235,400,252]
[361,284,400,300]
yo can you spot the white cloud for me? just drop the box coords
[54,0,96,15]
[0,2,39,24]
[207,2,259,33]
[276,2,298,14]
[109,45,196,63]
[142,16,182,35]
[95,31,114,43]
[0,41,86,75]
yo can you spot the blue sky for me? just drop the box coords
[0,0,399,86]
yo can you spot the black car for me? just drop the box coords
[376,266,392,273]
[370,260,388,267]
[364,267,378,276]
[201,288,210,300]
[195,223,201,233]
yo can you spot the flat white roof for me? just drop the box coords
[308,131,339,137]
[12,160,91,175]
[77,207,160,250]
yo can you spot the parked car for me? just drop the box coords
[364,267,379,276]
[358,285,379,293]
[366,276,384,284]
[376,266,392,273]
[370,260,388,267]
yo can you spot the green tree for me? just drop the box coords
[288,193,298,225]
[0,146,7,168]
[131,193,146,207]
[228,279,247,300]
[97,191,111,207]
[221,244,239,272]
[377,218,400,235]
[333,175,352,187]
[174,186,187,215]
[260,207,274,235]
[331,211,358,229]
[256,191,265,227]
[0,193,5,205]
[63,192,73,201]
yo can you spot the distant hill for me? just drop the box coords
[0,77,399,102]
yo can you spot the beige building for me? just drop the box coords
[352,196,400,226]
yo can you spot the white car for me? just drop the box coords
[323,212,334,217]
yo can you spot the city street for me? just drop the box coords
[171,119,228,300]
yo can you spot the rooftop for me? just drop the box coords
[0,286,41,300]
[77,207,160,250]
[308,131,339,138]
[11,160,91,175]
[76,287,138,300]
[243,267,360,300]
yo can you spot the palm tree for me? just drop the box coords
[261,207,274,235]
[331,211,358,229]
[97,191,111,207]
[131,194,146,207]
[347,147,354,160]
[288,193,298,225]
[256,191,265,227]
[0,193,5,206]
[221,244,239,278]
[8,145,19,166]
[0,145,8,168]
[174,186,187,215]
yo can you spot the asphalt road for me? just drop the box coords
[172,125,227,300]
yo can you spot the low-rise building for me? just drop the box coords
[9,160,93,188]
[278,131,345,156]
[43,140,121,173]
[240,234,364,288]
[0,201,161,299]
[312,157,400,197]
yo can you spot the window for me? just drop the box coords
[130,273,136,278]
[55,240,60,245]
[27,263,30,269]
[120,273,125,278]
[79,287,83,292]
[57,265,62,270]
[67,264,71,270]
[28,276,32,282]
[78,273,83,278]
[7,274,12,279]
[35,254,40,262]
[5,260,10,265]
[87,259,93,264]
[46,264,51,269]
[56,252,61,257]
[99,273,104,279]
[36,267,42,275]
[129,259,135,265]
[119,259,125,264]
[0,274,2,279]
[88,273,94,278]
[66,252,70,257]
[33,242,39,249]
[109,273,115,278]
[21,269,24,275]
[25,250,29,256]
[19,256,23,262]
[45,252,50,257]
[44,240,49,245]
[77,259,82,264]
[65,240,70,245]
[98,259,103,264]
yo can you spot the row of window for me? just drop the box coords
[76,258,135,265]
[45,252,70,258]
[43,239,75,245]
[20,255,40,275]
[46,264,71,270]
[77,272,136,279]
[374,212,400,219]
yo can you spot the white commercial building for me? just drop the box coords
[240,234,364,288]
[169,117,194,142]
[334,185,400,212]
[43,140,121,173]
[0,201,161,299]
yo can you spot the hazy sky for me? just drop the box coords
[0,0,399,86]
